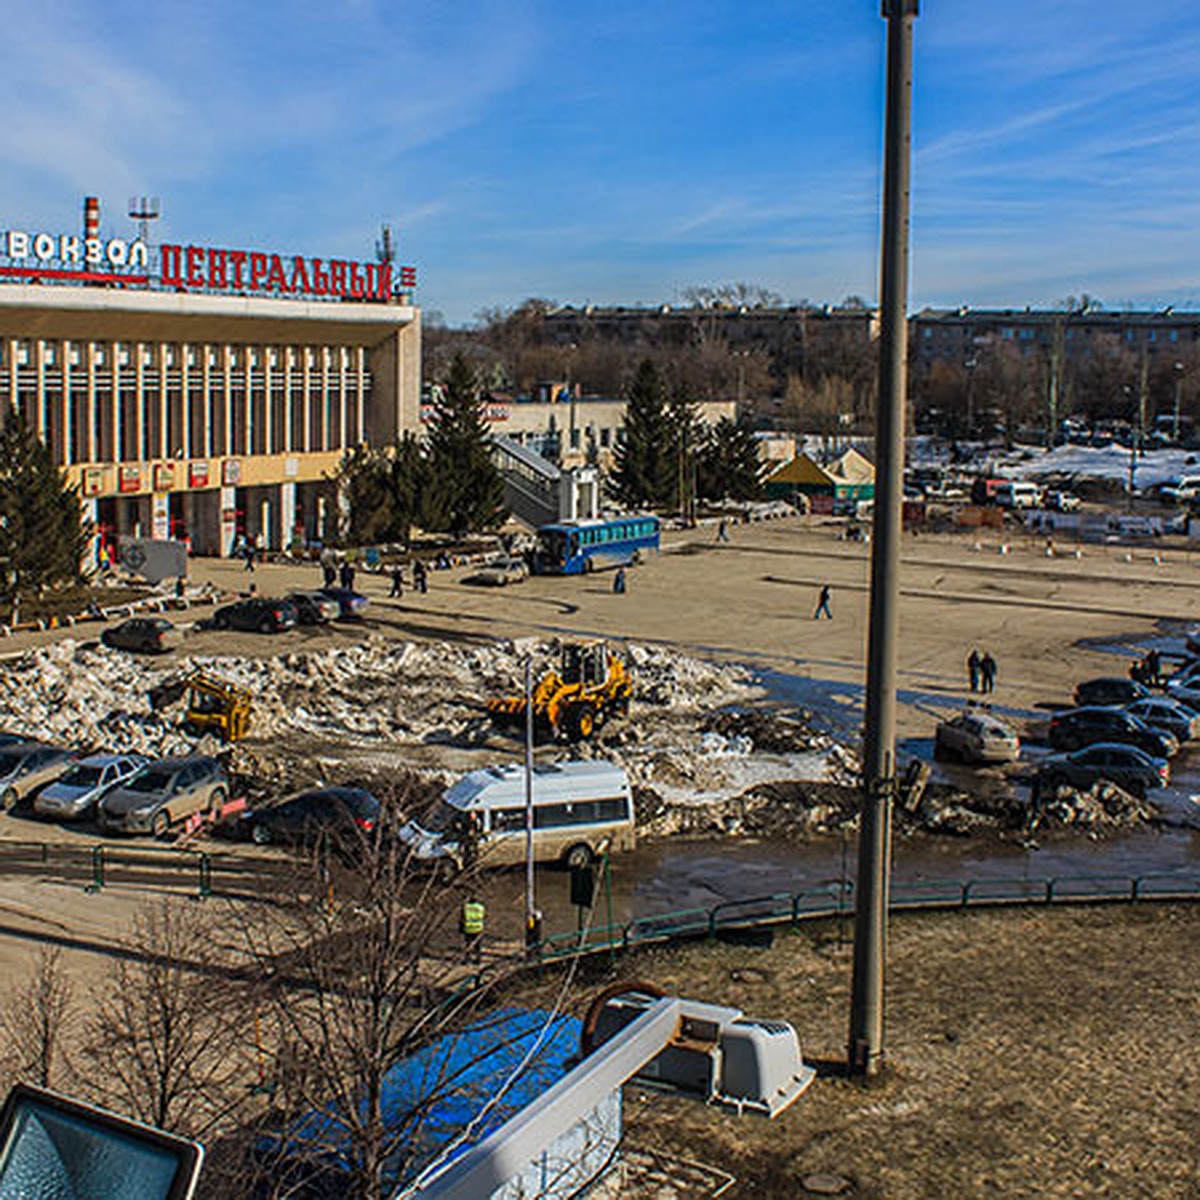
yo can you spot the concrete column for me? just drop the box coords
[280,481,297,551]
[219,486,237,557]
[283,345,294,453]
[133,342,146,462]
[84,339,97,463]
[223,346,234,456]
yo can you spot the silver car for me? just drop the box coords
[33,753,149,821]
[0,744,76,810]
[468,556,529,587]
[97,756,229,838]
[934,710,1020,764]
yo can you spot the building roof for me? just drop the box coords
[765,454,833,486]
[828,447,875,484]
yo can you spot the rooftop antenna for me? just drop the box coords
[128,195,161,246]
[375,223,395,266]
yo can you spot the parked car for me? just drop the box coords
[1042,490,1081,512]
[1037,743,1168,799]
[467,556,529,587]
[238,786,381,847]
[286,590,340,624]
[33,753,150,821]
[1165,675,1200,710]
[1046,707,1178,758]
[934,710,1020,764]
[1124,697,1200,744]
[97,756,229,838]
[0,744,77,810]
[213,597,298,634]
[1073,677,1151,707]
[1159,475,1200,505]
[319,587,369,619]
[101,616,183,654]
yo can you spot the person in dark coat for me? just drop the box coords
[979,651,997,694]
[323,562,337,589]
[413,559,428,594]
[613,567,627,594]
[339,560,355,590]
[967,649,982,693]
[389,564,404,597]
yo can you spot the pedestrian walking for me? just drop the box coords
[813,583,832,620]
[413,559,428,594]
[323,562,337,589]
[716,518,729,543]
[339,560,355,590]
[460,897,486,962]
[389,564,404,597]
[980,651,997,694]
[613,567,627,594]
[967,649,981,693]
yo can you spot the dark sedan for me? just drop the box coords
[1047,706,1178,758]
[1073,677,1151,708]
[212,598,299,634]
[1037,743,1168,799]
[239,786,381,847]
[101,616,183,654]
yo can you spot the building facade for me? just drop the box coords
[0,207,420,556]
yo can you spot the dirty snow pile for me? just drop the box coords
[0,638,850,812]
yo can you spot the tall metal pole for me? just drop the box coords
[848,0,917,1079]
[524,658,536,932]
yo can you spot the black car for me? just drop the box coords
[1047,706,1178,758]
[319,588,369,619]
[1037,743,1168,799]
[101,616,183,654]
[1073,677,1150,708]
[239,786,381,846]
[212,598,299,634]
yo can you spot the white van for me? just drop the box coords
[995,481,1042,509]
[400,760,635,870]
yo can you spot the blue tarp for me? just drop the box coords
[257,1008,582,1197]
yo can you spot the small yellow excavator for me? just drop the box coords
[182,672,253,742]
[487,641,633,742]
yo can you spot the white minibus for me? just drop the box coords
[995,481,1042,509]
[399,760,635,870]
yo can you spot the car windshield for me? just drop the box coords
[423,800,461,834]
[58,765,104,788]
[127,770,172,793]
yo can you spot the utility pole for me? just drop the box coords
[848,0,918,1080]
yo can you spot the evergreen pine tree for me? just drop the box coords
[0,412,90,600]
[697,417,766,502]
[666,391,703,516]
[424,355,507,537]
[612,360,675,509]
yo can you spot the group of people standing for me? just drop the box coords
[389,558,428,598]
[967,648,998,694]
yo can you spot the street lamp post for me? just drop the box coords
[848,0,918,1080]
[1174,361,1184,444]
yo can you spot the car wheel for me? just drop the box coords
[151,811,172,839]
[563,843,593,871]
[214,613,229,630]
[1,787,17,812]
[258,618,274,634]
[251,822,272,845]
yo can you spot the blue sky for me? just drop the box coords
[3,0,1199,325]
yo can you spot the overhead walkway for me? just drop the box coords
[492,435,600,528]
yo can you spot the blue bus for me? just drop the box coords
[534,516,661,575]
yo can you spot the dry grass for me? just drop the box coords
[539,904,1200,1198]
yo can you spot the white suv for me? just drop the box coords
[1160,475,1200,505]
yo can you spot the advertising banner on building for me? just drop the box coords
[118,538,187,583]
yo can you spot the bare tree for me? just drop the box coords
[78,899,252,1138]
[0,945,74,1089]
[237,822,517,1200]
